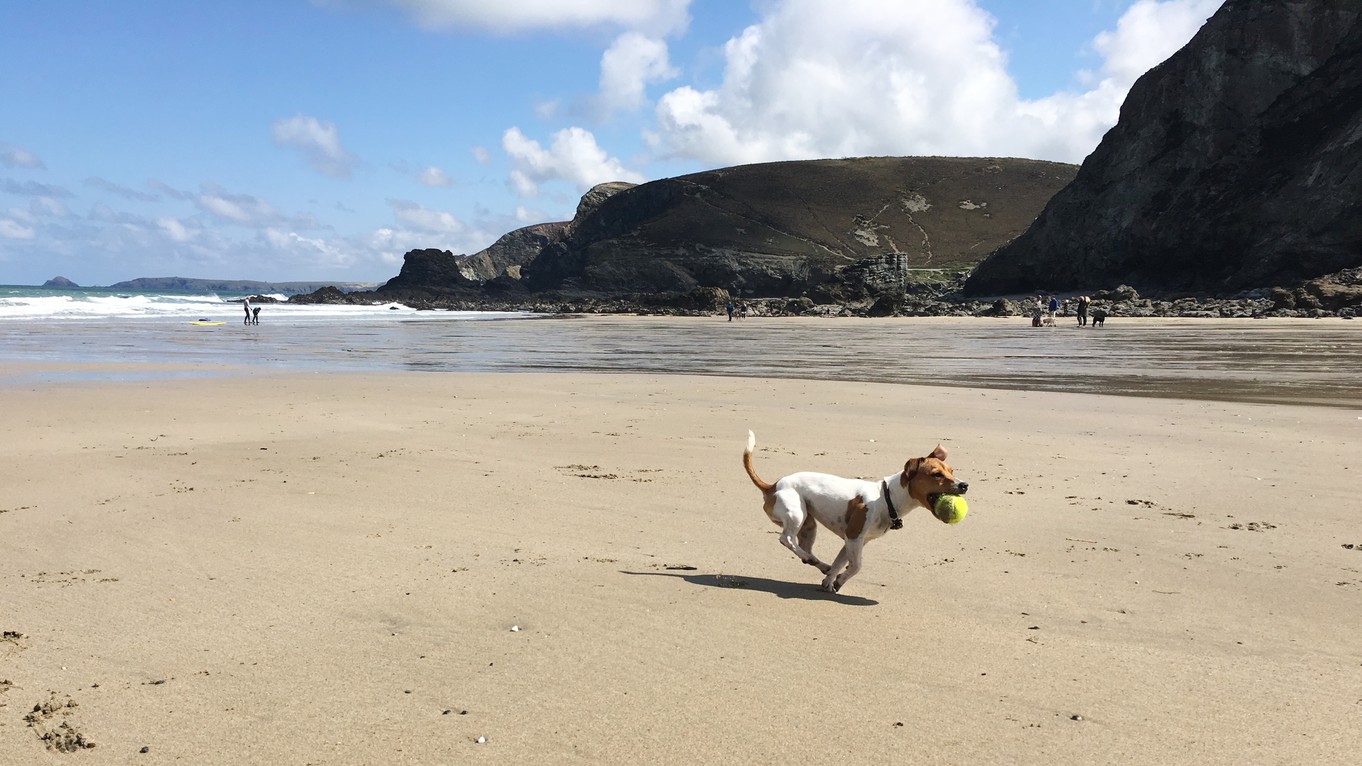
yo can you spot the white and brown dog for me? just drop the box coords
[742,431,968,593]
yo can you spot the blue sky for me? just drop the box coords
[1,0,1223,286]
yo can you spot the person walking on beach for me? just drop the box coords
[244,297,252,325]
[1076,295,1090,326]
[726,300,735,322]
[252,306,261,325]
[1032,295,1044,327]
[1047,295,1059,325]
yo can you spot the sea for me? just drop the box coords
[2,285,1360,408]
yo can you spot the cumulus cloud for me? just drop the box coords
[157,217,197,243]
[197,188,277,225]
[1,143,45,170]
[0,217,36,240]
[469,146,492,164]
[271,114,357,178]
[418,165,452,186]
[325,0,691,36]
[262,228,353,267]
[389,199,465,234]
[1093,0,1224,85]
[192,185,317,230]
[596,32,678,116]
[502,126,645,197]
[648,0,1220,166]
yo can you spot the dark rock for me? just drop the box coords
[965,0,1362,297]
[42,276,79,288]
[378,249,484,294]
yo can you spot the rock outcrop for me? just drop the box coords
[376,157,1075,301]
[42,276,78,288]
[964,0,1362,297]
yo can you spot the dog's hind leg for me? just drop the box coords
[797,515,831,574]
[773,490,827,572]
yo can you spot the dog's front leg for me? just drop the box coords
[820,545,851,592]
[822,540,864,593]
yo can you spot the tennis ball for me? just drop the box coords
[933,494,968,524]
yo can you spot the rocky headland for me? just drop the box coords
[293,0,1361,319]
[964,0,1362,301]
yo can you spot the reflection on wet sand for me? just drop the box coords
[2,316,1359,408]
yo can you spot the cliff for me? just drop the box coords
[964,0,1362,296]
[378,157,1076,300]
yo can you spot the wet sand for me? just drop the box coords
[1,366,1360,764]
[3,316,1361,406]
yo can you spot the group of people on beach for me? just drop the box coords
[1032,294,1104,327]
[725,300,750,321]
[243,298,261,325]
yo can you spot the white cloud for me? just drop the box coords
[30,196,70,219]
[649,0,1220,166]
[514,205,547,223]
[330,0,691,36]
[501,126,645,197]
[418,165,452,186]
[198,191,273,225]
[0,143,45,170]
[597,33,677,115]
[367,226,445,265]
[1093,0,1223,85]
[0,217,36,239]
[389,199,465,234]
[191,185,314,230]
[157,217,197,243]
[271,114,357,178]
[470,146,492,164]
[262,228,353,267]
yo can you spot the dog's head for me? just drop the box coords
[901,445,968,512]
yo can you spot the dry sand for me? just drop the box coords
[1,369,1359,764]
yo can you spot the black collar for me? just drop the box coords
[882,479,903,530]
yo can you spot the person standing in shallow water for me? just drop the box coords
[244,297,252,325]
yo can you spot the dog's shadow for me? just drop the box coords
[620,569,878,606]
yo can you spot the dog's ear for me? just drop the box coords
[927,444,948,461]
[902,457,922,485]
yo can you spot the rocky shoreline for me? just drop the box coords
[287,267,1362,320]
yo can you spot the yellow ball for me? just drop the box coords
[933,494,968,524]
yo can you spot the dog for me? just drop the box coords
[1091,309,1107,327]
[742,431,968,593]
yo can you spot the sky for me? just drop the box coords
[1,0,1224,287]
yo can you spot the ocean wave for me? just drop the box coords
[0,287,520,322]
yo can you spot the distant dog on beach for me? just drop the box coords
[742,431,968,593]
[1091,309,1107,327]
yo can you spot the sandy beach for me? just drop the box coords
[2,365,1360,764]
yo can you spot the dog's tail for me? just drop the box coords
[743,430,775,493]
